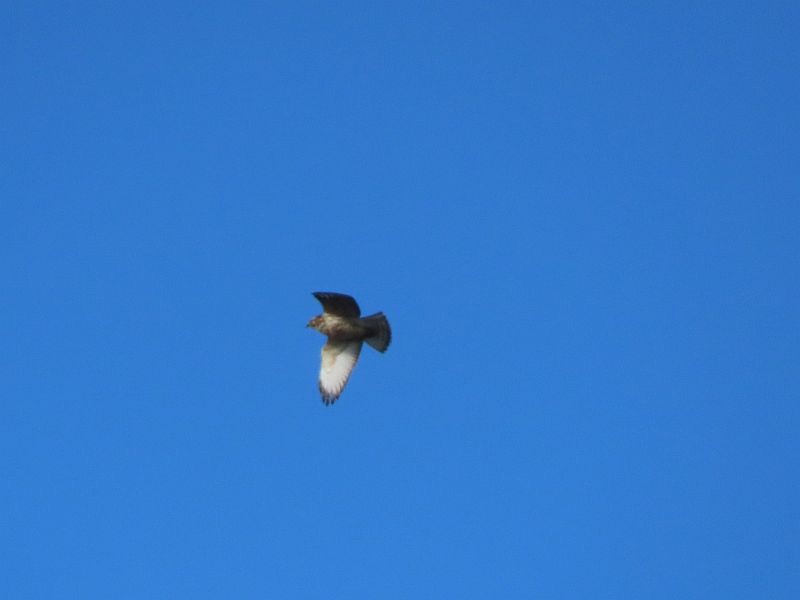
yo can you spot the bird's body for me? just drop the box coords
[307,292,391,405]
[309,313,370,339]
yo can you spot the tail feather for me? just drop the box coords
[362,312,391,352]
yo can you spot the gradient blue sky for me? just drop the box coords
[3,2,798,598]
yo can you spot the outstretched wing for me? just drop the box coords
[313,292,361,318]
[319,340,362,405]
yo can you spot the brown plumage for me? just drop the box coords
[307,292,391,405]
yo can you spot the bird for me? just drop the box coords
[307,291,391,405]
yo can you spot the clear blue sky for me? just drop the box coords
[3,2,798,598]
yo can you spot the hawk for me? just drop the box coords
[307,291,391,405]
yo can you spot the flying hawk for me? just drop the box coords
[307,292,391,405]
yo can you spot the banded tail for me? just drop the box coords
[362,312,391,353]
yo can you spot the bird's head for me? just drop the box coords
[306,315,323,330]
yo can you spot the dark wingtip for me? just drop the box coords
[320,384,339,406]
[312,291,334,304]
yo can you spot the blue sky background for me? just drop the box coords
[2,2,798,598]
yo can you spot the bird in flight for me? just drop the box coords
[307,292,391,405]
